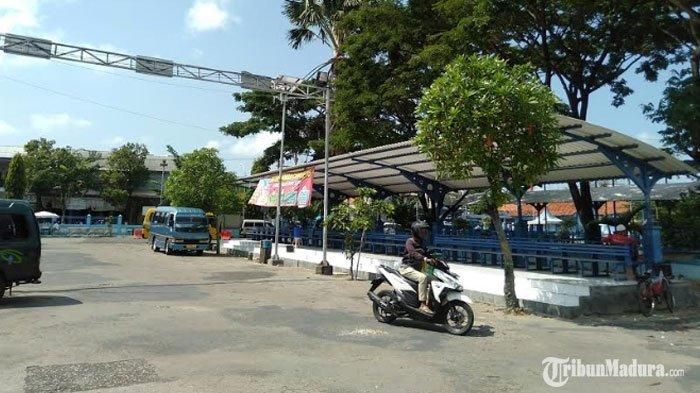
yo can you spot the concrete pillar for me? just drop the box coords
[642,190,662,265]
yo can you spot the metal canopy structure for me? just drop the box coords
[518,181,699,204]
[241,115,696,265]
[240,115,696,194]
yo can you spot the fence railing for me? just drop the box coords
[41,223,141,237]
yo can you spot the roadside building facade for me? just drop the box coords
[0,146,176,223]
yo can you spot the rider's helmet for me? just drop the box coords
[615,224,626,233]
[411,221,430,239]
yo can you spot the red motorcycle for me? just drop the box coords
[637,269,674,317]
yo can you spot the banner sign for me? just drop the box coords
[248,168,314,208]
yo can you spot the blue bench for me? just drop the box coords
[434,235,631,277]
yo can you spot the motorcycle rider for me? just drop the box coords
[401,221,434,315]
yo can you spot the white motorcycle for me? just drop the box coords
[367,259,475,335]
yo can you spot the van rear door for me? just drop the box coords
[0,206,41,283]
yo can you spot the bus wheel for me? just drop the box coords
[0,273,6,300]
[164,239,172,255]
[151,237,160,252]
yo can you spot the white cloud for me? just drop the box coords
[227,132,280,159]
[103,136,125,147]
[0,120,17,135]
[0,0,39,32]
[186,0,236,32]
[205,140,221,149]
[30,113,92,131]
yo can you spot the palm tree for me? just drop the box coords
[283,0,362,64]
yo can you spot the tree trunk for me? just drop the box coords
[565,96,601,242]
[124,197,131,225]
[356,229,366,279]
[345,233,355,280]
[348,254,355,280]
[61,193,66,224]
[488,206,519,310]
[568,181,601,242]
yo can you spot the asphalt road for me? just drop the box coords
[1,238,699,393]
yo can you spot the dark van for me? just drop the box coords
[0,199,41,299]
[148,206,210,255]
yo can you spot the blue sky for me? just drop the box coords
[0,0,676,177]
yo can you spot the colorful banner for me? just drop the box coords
[248,168,314,208]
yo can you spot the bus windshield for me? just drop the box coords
[175,215,207,226]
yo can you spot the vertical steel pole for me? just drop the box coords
[159,171,164,205]
[273,94,287,262]
[322,87,331,263]
[159,163,165,205]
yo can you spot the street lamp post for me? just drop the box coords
[159,159,168,205]
[272,94,288,264]
[0,33,334,271]
[321,85,331,265]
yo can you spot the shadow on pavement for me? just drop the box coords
[0,295,82,309]
[571,308,700,332]
[391,319,495,337]
[469,324,496,337]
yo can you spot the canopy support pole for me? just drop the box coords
[352,157,453,240]
[597,150,664,266]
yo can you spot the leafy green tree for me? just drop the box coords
[24,138,59,209]
[665,0,700,79]
[101,143,150,222]
[284,0,362,61]
[52,147,100,223]
[327,187,394,279]
[389,195,418,229]
[220,93,325,173]
[164,148,244,215]
[415,55,560,310]
[425,0,685,242]
[219,1,361,174]
[4,153,27,199]
[332,0,449,152]
[166,145,183,169]
[644,71,700,162]
[23,139,99,215]
[657,191,700,249]
[281,200,323,227]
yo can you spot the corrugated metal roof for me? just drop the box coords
[519,181,699,203]
[240,115,698,197]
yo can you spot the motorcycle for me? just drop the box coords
[367,258,475,335]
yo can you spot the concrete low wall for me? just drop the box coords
[222,240,697,318]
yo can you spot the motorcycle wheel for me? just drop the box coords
[637,281,654,317]
[373,290,397,324]
[662,279,674,313]
[443,300,474,335]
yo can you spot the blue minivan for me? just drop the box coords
[148,207,210,255]
[1,199,41,299]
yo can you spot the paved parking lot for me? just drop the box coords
[1,238,699,392]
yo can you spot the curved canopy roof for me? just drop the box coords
[240,115,697,197]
